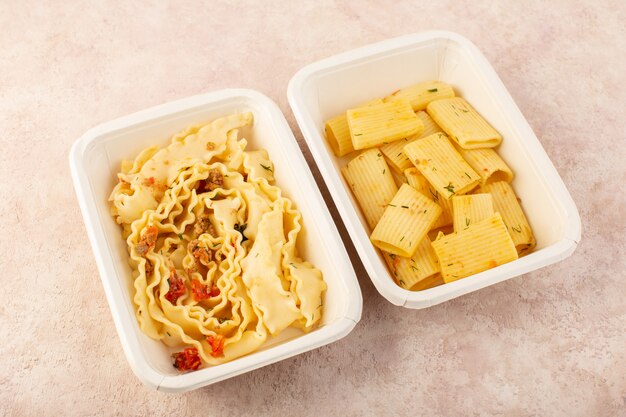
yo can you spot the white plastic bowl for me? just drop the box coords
[288,31,581,308]
[69,89,362,392]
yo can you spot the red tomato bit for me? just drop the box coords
[172,347,201,371]
[165,268,186,304]
[207,334,225,357]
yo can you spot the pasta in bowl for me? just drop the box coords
[109,112,326,371]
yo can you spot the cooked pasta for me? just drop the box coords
[384,80,455,111]
[427,97,502,149]
[324,84,536,290]
[109,113,326,371]
[342,149,398,230]
[431,213,518,283]
[403,132,481,200]
[382,236,440,290]
[404,167,453,229]
[370,184,441,257]
[324,98,383,157]
[380,111,442,173]
[452,194,494,232]
[347,99,424,150]
[482,181,536,254]
[453,144,513,185]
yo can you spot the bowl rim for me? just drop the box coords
[69,88,363,392]
[287,30,581,309]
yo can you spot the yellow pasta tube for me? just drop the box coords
[382,236,440,290]
[482,181,536,255]
[404,167,453,229]
[380,111,442,173]
[454,144,513,185]
[427,97,502,149]
[452,193,494,232]
[324,98,383,157]
[384,80,456,111]
[347,100,424,150]
[370,184,442,257]
[413,273,444,291]
[403,132,481,200]
[431,212,519,283]
[342,149,398,230]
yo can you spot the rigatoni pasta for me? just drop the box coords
[382,236,440,289]
[342,149,398,229]
[327,81,536,290]
[324,98,383,157]
[380,111,442,173]
[452,194,494,232]
[404,167,453,229]
[454,144,513,185]
[431,213,518,283]
[384,80,455,111]
[370,184,441,257]
[403,132,481,200]
[347,100,424,150]
[482,181,536,254]
[427,97,502,149]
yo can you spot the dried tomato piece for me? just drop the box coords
[209,285,220,297]
[164,268,186,304]
[136,226,158,257]
[207,334,225,357]
[172,347,201,371]
[191,279,220,302]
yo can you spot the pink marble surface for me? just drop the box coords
[1,1,625,416]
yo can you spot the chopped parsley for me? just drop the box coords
[401,205,409,209]
[427,88,438,93]
[511,226,522,233]
[466,218,470,227]
[178,233,183,240]
[464,172,472,180]
[444,182,455,195]
[259,163,273,173]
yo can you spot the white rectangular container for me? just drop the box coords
[288,31,581,308]
[69,89,362,392]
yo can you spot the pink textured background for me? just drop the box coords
[1,1,625,416]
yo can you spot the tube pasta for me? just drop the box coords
[482,181,536,255]
[324,98,383,157]
[347,99,424,150]
[431,213,518,283]
[404,167,453,229]
[384,80,455,111]
[109,113,326,370]
[380,111,442,173]
[452,194,494,232]
[453,143,513,185]
[342,149,398,230]
[324,84,537,290]
[427,97,502,149]
[370,184,441,257]
[403,132,481,200]
[382,236,440,290]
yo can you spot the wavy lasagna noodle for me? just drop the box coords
[109,113,326,370]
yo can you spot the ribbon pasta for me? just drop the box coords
[109,113,326,369]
